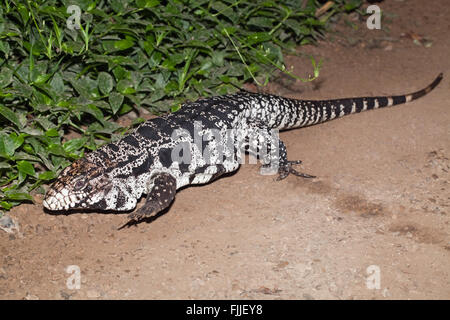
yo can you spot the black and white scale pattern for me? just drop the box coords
[43,73,443,221]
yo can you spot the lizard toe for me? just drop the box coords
[276,161,315,181]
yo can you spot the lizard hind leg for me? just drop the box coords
[128,172,177,221]
[238,123,315,181]
[276,160,316,181]
[276,140,315,180]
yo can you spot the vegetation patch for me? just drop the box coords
[0,0,361,212]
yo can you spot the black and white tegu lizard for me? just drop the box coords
[43,73,443,221]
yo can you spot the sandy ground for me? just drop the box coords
[1,0,449,300]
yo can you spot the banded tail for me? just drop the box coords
[278,73,443,130]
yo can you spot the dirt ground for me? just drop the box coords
[1,0,449,300]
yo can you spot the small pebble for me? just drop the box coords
[24,293,39,300]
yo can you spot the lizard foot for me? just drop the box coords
[128,204,159,221]
[127,172,177,222]
[276,160,315,181]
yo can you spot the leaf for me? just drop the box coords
[131,117,146,126]
[171,104,181,112]
[0,201,13,210]
[17,160,36,177]
[0,162,11,169]
[71,77,100,99]
[345,0,362,11]
[4,191,33,201]
[13,83,33,99]
[9,132,25,151]
[111,0,127,13]
[63,137,87,153]
[114,37,135,51]
[45,128,60,137]
[136,0,160,8]
[148,88,165,103]
[34,74,51,85]
[79,104,105,122]
[0,134,16,158]
[248,17,274,29]
[118,103,133,115]
[38,171,56,181]
[0,41,10,56]
[247,32,272,45]
[112,66,131,81]
[13,151,40,162]
[50,72,65,95]
[0,105,23,129]
[47,143,66,156]
[98,72,114,95]
[117,79,136,94]
[211,51,226,66]
[16,3,30,24]
[109,92,124,115]
[0,67,13,88]
[285,19,309,36]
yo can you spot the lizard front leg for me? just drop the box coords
[128,172,177,221]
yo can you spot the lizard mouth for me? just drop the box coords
[43,187,85,211]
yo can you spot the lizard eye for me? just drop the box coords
[74,179,86,190]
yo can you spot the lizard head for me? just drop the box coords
[43,157,118,211]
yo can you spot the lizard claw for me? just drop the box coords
[127,212,141,221]
[127,206,157,221]
[276,160,315,181]
[127,212,141,222]
[118,208,157,229]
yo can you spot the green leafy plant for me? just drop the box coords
[0,0,361,212]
